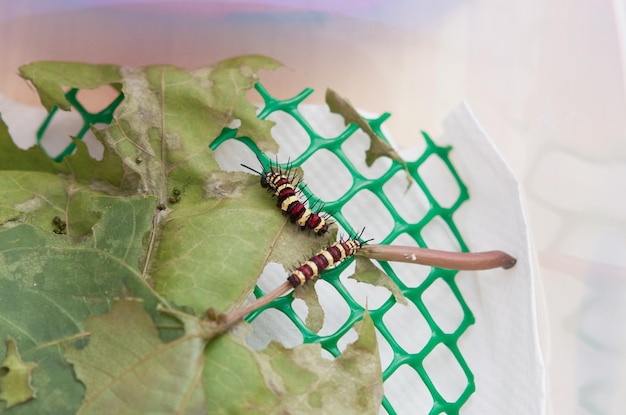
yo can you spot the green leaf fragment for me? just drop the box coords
[204,312,382,415]
[352,257,408,306]
[293,282,325,333]
[325,88,407,169]
[0,118,125,188]
[19,62,122,112]
[0,337,38,408]
[65,299,207,415]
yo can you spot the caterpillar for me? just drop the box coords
[241,160,333,236]
[287,231,371,287]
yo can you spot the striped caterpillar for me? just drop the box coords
[242,160,333,236]
[287,232,370,287]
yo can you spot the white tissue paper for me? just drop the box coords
[0,94,546,415]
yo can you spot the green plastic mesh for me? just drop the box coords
[39,83,475,415]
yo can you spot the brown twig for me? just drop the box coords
[358,244,517,270]
[219,281,293,331]
[209,244,516,332]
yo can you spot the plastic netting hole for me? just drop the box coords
[422,343,469,403]
[383,364,433,415]
[213,137,258,172]
[300,149,352,202]
[299,104,349,139]
[417,154,461,209]
[386,233,431,288]
[383,170,431,224]
[421,216,462,252]
[381,301,431,354]
[312,279,351,337]
[336,327,358,354]
[38,108,84,159]
[341,128,392,181]
[75,85,121,114]
[341,190,395,241]
[265,110,311,159]
[246,308,303,350]
[338,261,391,310]
[375,328,395,371]
[421,278,465,334]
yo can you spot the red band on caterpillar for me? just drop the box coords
[242,159,333,236]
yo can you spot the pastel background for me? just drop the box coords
[1,1,625,414]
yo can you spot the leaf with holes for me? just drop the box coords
[19,62,121,112]
[2,56,385,413]
[0,117,124,188]
[0,172,164,413]
[204,311,383,414]
[65,299,207,414]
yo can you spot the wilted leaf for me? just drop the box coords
[351,257,408,306]
[65,299,207,415]
[0,337,38,408]
[204,312,382,414]
[326,88,407,169]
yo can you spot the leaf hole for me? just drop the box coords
[213,137,258,172]
[0,366,9,377]
[38,106,84,159]
[246,308,303,350]
[314,280,351,337]
[265,110,311,159]
[335,327,358,356]
[339,261,391,310]
[75,85,121,114]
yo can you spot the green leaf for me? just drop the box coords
[153,171,332,315]
[19,62,122,112]
[326,88,406,168]
[65,299,206,415]
[4,57,385,413]
[351,257,408,306]
[204,312,382,414]
[293,282,325,333]
[0,337,38,409]
[0,172,163,414]
[0,118,124,188]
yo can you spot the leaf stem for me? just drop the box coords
[212,245,516,333]
[219,281,292,330]
[358,244,517,270]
